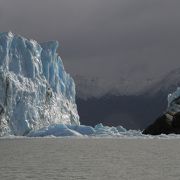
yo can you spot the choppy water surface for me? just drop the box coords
[0,138,180,180]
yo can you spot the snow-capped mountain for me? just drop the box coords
[75,68,180,130]
[145,68,180,96]
[0,32,79,136]
[73,75,160,100]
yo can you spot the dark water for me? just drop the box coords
[0,138,180,180]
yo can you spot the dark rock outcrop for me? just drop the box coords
[143,112,180,135]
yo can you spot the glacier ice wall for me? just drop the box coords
[0,32,79,136]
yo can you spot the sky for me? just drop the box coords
[1,0,180,97]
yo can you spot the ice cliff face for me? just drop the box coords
[0,32,79,136]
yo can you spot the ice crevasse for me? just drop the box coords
[0,32,79,136]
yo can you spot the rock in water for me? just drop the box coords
[0,32,79,136]
[143,87,180,135]
[143,114,173,135]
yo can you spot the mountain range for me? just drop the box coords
[75,68,180,130]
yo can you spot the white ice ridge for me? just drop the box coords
[0,32,79,136]
[28,123,140,137]
[27,123,180,138]
[167,87,180,113]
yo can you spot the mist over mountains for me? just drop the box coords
[1,0,180,131]
[75,68,180,129]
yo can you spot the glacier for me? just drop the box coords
[1,32,180,138]
[0,32,79,136]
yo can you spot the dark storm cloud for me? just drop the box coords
[1,0,180,96]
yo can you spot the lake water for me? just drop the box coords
[0,138,180,180]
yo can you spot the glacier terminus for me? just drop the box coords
[0,32,79,136]
[1,32,180,138]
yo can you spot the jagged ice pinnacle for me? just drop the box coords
[0,32,79,136]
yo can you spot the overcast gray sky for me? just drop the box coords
[1,0,180,96]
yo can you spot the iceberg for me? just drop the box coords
[28,124,95,137]
[27,123,144,137]
[28,124,83,137]
[0,32,79,136]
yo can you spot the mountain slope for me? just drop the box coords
[76,68,180,130]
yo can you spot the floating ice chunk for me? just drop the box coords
[15,123,180,138]
[67,124,95,135]
[116,125,127,132]
[94,123,126,136]
[28,124,82,137]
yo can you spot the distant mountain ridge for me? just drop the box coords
[75,68,180,129]
[74,74,159,100]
